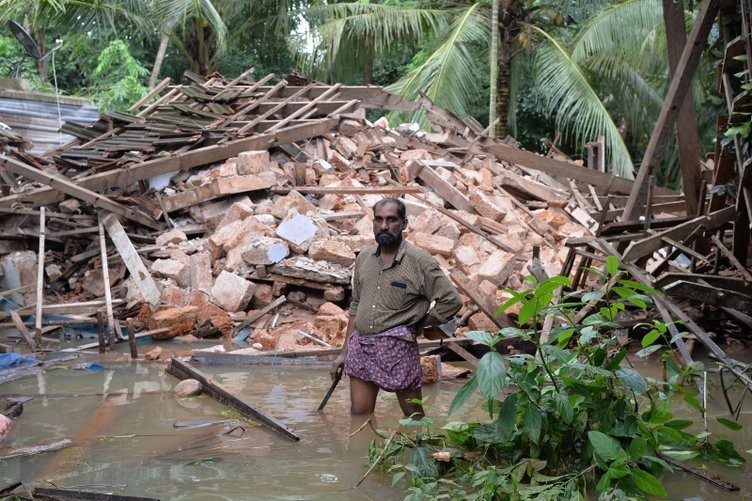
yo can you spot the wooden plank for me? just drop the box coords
[621,206,735,262]
[35,206,45,345]
[449,270,507,330]
[711,234,752,282]
[498,170,569,205]
[0,154,162,230]
[408,161,474,213]
[0,119,338,209]
[623,0,720,221]
[654,272,751,294]
[271,186,422,196]
[166,357,300,442]
[664,280,752,312]
[100,211,161,306]
[9,310,36,350]
[98,215,117,348]
[162,172,277,212]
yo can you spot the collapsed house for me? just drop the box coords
[0,1,749,380]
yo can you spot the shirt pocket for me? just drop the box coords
[380,280,414,310]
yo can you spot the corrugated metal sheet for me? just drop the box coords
[0,91,99,155]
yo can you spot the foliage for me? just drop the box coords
[368,256,744,499]
[87,40,148,112]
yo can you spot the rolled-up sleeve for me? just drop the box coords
[424,261,462,324]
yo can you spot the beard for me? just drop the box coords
[375,232,400,247]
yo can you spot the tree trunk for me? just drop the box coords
[149,34,170,90]
[488,0,500,137]
[496,0,514,139]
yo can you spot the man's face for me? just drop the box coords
[373,202,406,247]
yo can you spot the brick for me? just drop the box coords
[410,232,455,257]
[307,239,356,266]
[250,283,274,308]
[160,283,190,306]
[469,191,506,222]
[196,301,234,337]
[271,190,317,219]
[435,220,461,242]
[241,236,290,265]
[353,215,373,236]
[400,148,429,162]
[189,195,252,230]
[152,258,190,287]
[453,245,480,272]
[58,198,80,214]
[536,208,571,230]
[190,251,213,292]
[334,235,374,254]
[408,210,442,235]
[236,150,272,175]
[139,304,199,339]
[156,229,188,248]
[313,315,346,345]
[477,250,516,285]
[216,200,255,229]
[211,271,256,312]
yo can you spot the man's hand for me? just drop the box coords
[330,353,345,381]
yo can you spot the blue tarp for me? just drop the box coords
[0,352,39,369]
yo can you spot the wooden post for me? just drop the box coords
[34,206,45,347]
[623,0,719,221]
[97,309,106,353]
[98,215,117,349]
[126,318,138,359]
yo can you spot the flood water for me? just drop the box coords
[1,343,752,500]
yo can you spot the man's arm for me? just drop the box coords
[330,315,357,380]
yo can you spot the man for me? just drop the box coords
[330,198,462,418]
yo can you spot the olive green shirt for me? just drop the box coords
[348,239,462,336]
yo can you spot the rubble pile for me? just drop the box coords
[0,70,749,360]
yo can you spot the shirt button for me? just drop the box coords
[372,305,376,308]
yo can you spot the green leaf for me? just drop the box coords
[606,255,619,275]
[616,368,648,393]
[524,404,543,444]
[497,393,518,431]
[410,445,439,478]
[664,419,693,430]
[448,374,478,415]
[636,345,663,358]
[588,430,622,461]
[629,468,667,496]
[476,351,506,399]
[554,393,574,424]
[628,436,648,459]
[640,329,662,348]
[717,417,743,431]
[463,330,496,346]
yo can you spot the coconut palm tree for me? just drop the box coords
[300,0,709,180]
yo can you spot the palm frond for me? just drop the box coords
[531,26,634,178]
[299,3,452,79]
[386,4,489,124]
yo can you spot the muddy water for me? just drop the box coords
[0,355,484,500]
[0,350,751,500]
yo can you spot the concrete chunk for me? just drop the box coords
[190,251,213,292]
[276,214,318,249]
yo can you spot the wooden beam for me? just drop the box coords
[623,0,720,221]
[271,186,422,196]
[408,161,475,213]
[166,357,300,442]
[0,119,339,209]
[100,211,161,306]
[0,154,162,230]
[663,0,703,216]
[162,172,277,212]
[450,270,507,330]
[621,206,734,262]
[664,280,752,312]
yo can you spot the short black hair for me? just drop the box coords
[373,197,406,220]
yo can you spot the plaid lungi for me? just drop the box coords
[344,325,422,392]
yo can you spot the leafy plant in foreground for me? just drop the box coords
[369,256,744,500]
